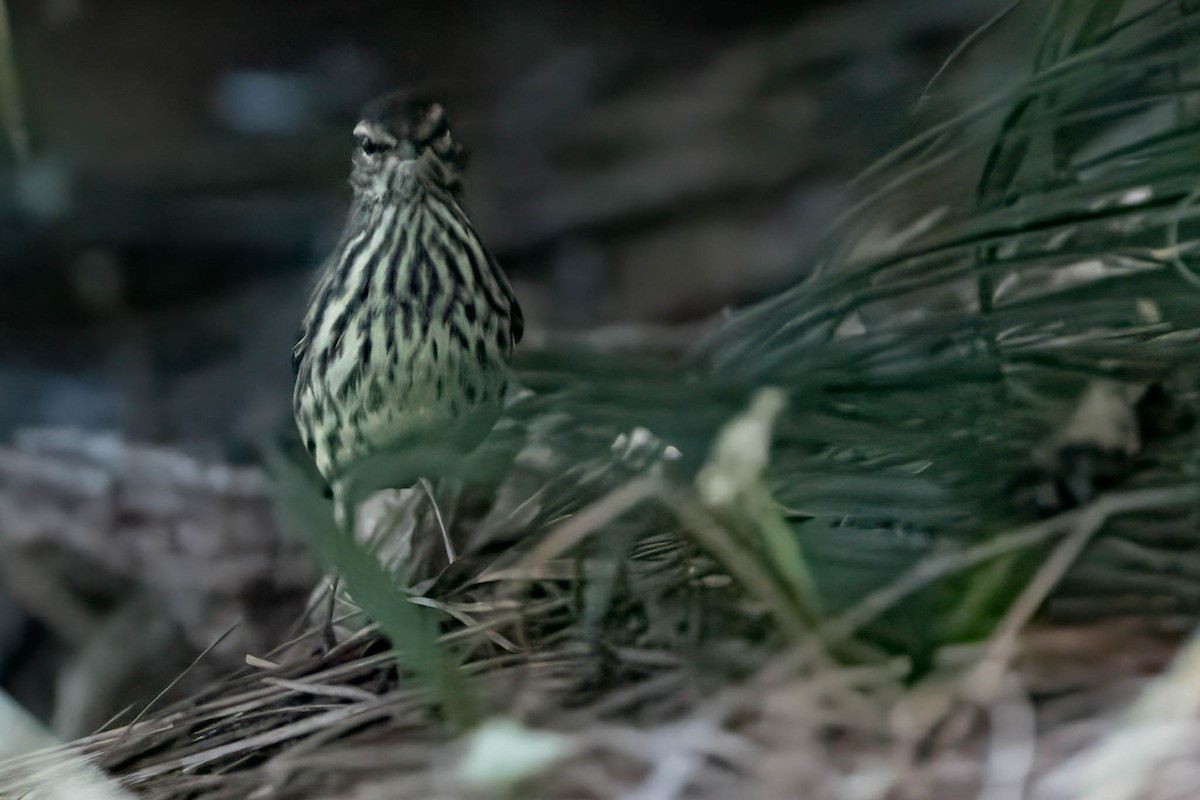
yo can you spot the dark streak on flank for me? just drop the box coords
[322,251,377,372]
[432,235,470,290]
[486,250,523,342]
[449,322,469,351]
[433,213,505,317]
[313,228,370,322]
[359,331,373,366]
[384,223,411,299]
[367,377,385,411]
[357,306,374,336]
[425,240,442,309]
[397,299,413,346]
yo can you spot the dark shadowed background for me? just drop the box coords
[1,0,1016,453]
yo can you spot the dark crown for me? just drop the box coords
[356,91,469,172]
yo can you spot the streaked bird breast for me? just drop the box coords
[293,182,521,481]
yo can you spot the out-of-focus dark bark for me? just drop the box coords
[0,0,1013,446]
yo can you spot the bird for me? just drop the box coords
[291,92,523,551]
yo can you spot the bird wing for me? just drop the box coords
[488,250,524,344]
[291,334,307,377]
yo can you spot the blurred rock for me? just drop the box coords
[0,429,313,659]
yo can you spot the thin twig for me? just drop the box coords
[917,0,1026,107]
[963,497,1114,704]
[125,700,399,780]
[116,621,240,745]
[659,486,816,643]
[419,477,456,563]
[260,677,379,704]
[978,672,1037,800]
[502,474,661,589]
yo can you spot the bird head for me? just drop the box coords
[349,92,468,199]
